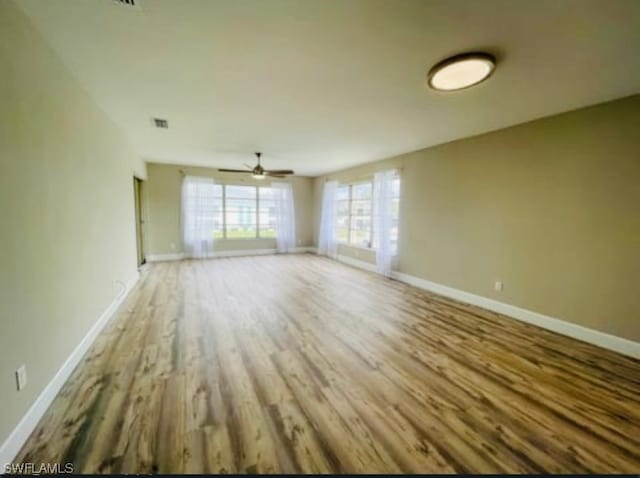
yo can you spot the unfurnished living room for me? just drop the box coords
[1,0,639,474]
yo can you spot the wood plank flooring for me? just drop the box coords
[16,254,640,473]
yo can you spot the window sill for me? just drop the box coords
[337,242,374,252]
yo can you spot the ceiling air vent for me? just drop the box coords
[153,118,168,129]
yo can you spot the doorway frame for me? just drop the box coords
[133,176,146,267]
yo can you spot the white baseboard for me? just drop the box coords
[325,252,639,358]
[325,251,640,358]
[293,246,317,254]
[337,254,378,273]
[392,271,640,359]
[0,273,140,465]
[210,248,277,258]
[146,247,316,262]
[145,252,185,262]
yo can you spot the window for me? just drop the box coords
[372,174,401,254]
[336,185,350,243]
[212,184,276,239]
[337,181,373,248]
[337,174,401,253]
[211,184,224,238]
[390,175,400,254]
[259,187,277,238]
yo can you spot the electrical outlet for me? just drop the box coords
[112,279,126,298]
[494,281,503,292]
[170,242,176,251]
[15,365,27,391]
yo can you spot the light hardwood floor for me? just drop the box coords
[17,254,640,473]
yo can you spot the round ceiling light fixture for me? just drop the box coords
[428,52,496,91]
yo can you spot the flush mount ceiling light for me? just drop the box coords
[428,52,496,91]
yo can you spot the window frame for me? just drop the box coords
[337,173,401,254]
[214,184,276,240]
[336,180,374,249]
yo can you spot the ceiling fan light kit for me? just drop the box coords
[218,152,295,179]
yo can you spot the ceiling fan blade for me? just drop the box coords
[265,170,294,175]
[243,163,255,170]
[218,168,251,173]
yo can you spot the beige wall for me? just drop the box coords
[144,163,314,255]
[0,1,143,445]
[313,95,640,341]
[0,0,637,451]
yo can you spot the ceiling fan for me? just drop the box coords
[218,152,294,180]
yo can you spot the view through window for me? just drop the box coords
[336,176,400,252]
[212,185,276,239]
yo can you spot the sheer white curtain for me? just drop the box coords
[272,182,296,253]
[182,176,216,259]
[317,180,338,259]
[373,169,396,277]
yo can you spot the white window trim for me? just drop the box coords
[336,175,400,255]
[337,180,374,248]
[216,184,276,240]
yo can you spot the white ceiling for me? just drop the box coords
[16,0,640,176]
